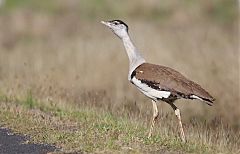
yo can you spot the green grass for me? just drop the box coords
[205,0,237,24]
[0,0,60,15]
[2,93,236,153]
[0,0,237,24]
[22,91,36,108]
[0,94,217,153]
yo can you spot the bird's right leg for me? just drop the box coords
[148,100,159,138]
[169,103,186,143]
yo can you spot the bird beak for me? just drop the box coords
[101,21,111,27]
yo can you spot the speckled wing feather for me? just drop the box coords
[131,63,214,104]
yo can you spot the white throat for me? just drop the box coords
[121,34,145,80]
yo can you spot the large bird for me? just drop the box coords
[101,20,214,142]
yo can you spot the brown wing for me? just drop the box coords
[133,63,214,103]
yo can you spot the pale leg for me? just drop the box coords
[148,100,159,138]
[169,103,186,142]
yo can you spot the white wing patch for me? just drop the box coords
[190,95,203,101]
[131,77,171,100]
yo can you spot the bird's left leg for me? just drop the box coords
[169,103,186,143]
[148,100,159,138]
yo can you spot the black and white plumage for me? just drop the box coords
[101,20,214,142]
[130,63,214,105]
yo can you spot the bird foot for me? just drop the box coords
[180,134,186,143]
[147,131,152,139]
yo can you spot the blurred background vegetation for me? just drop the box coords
[0,0,238,126]
[0,0,237,24]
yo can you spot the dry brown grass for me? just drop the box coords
[0,0,239,153]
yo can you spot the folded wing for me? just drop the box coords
[132,63,215,105]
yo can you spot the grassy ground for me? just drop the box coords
[0,0,239,153]
[0,93,239,153]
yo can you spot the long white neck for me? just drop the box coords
[122,34,145,80]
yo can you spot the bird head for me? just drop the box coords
[101,20,129,39]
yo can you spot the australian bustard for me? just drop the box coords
[101,20,214,142]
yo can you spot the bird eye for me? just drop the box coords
[113,21,119,25]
